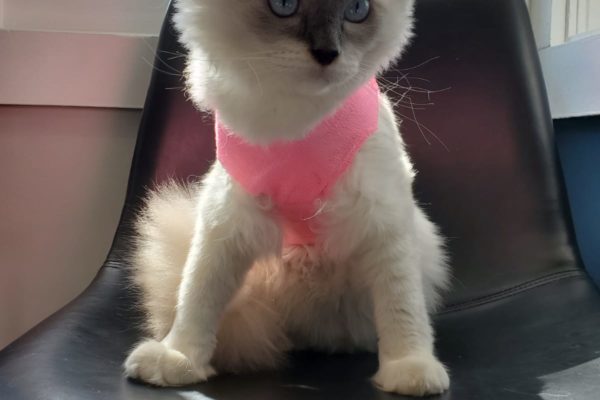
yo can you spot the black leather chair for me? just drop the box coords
[2,1,599,399]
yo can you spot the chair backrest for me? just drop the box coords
[112,0,578,308]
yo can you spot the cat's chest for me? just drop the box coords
[249,145,350,247]
[216,80,381,246]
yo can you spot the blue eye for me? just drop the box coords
[344,0,370,23]
[268,0,299,18]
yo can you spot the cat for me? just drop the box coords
[124,0,451,396]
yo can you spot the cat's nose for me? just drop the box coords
[310,48,339,66]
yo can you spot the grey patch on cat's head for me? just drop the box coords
[175,0,415,95]
[251,1,378,61]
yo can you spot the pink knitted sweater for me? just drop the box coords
[216,79,380,246]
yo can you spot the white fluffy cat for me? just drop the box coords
[124,0,450,396]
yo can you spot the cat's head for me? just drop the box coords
[174,0,415,99]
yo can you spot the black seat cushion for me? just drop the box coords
[1,269,598,400]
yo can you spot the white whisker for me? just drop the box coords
[246,61,264,97]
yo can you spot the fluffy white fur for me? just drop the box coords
[124,0,450,396]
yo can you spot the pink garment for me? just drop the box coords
[216,78,380,246]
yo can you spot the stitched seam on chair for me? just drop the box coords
[103,261,123,270]
[439,269,583,315]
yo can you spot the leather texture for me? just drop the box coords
[2,1,599,399]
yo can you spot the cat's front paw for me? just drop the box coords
[124,339,216,387]
[373,354,449,396]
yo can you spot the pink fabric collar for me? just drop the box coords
[216,78,380,246]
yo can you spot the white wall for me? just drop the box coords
[0,0,168,109]
[0,106,139,349]
[1,0,169,34]
[0,0,162,350]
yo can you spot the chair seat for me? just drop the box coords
[1,266,599,400]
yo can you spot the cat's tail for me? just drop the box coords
[131,180,199,340]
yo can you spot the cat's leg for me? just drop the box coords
[212,265,291,372]
[128,269,289,383]
[124,166,281,386]
[365,220,449,396]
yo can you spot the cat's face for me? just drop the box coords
[175,0,414,95]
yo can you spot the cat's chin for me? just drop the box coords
[294,79,340,97]
[290,69,363,98]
